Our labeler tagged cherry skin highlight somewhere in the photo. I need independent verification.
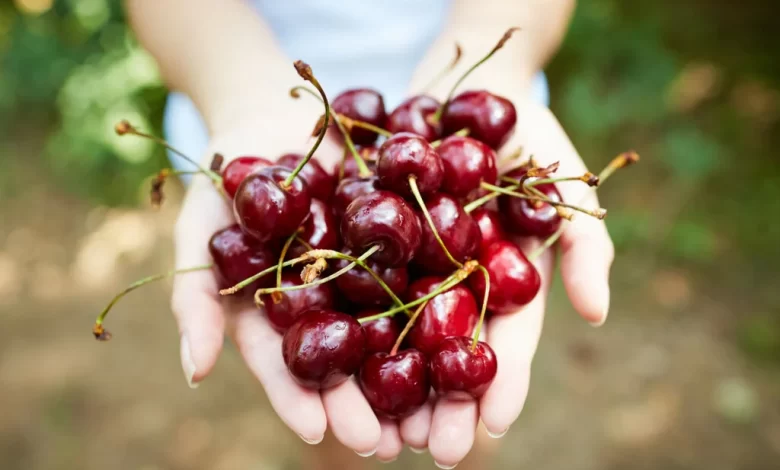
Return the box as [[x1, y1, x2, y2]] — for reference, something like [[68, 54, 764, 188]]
[[221, 156, 272, 198], [357, 309, 402, 354], [332, 176, 380, 219], [208, 225, 276, 288], [282, 309, 366, 390], [441, 90, 517, 150], [277, 153, 336, 202], [429, 336, 497, 399], [233, 166, 311, 243], [341, 190, 422, 267], [386, 95, 442, 142], [437, 136, 498, 197], [469, 240, 541, 315], [500, 166, 563, 238], [471, 208, 507, 254], [377, 132, 444, 199], [332, 88, 387, 145], [260, 271, 336, 333], [334, 248, 409, 307], [289, 198, 339, 258], [359, 349, 430, 419], [415, 193, 482, 274]]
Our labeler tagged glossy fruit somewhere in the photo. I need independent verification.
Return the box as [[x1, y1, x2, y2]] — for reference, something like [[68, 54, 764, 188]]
[[208, 225, 276, 288], [282, 309, 366, 389], [289, 199, 339, 258], [222, 156, 272, 198], [332, 176, 380, 219], [469, 240, 540, 315], [261, 272, 336, 332], [386, 95, 442, 142], [341, 190, 422, 267], [335, 248, 408, 307], [332, 88, 387, 145], [377, 132, 444, 199], [429, 336, 497, 399], [437, 136, 497, 197], [406, 277, 479, 355], [441, 90, 517, 150], [359, 349, 430, 418], [233, 166, 311, 242], [277, 153, 336, 202], [340, 147, 378, 180], [499, 167, 563, 238], [357, 309, 402, 354], [415, 193, 481, 274], [471, 208, 506, 253]]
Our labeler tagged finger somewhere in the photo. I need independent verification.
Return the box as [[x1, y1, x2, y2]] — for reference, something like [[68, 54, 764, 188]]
[[228, 304, 327, 443], [399, 397, 434, 452], [479, 243, 554, 437], [428, 398, 479, 469], [375, 419, 404, 463], [322, 378, 381, 456], [171, 177, 233, 386]]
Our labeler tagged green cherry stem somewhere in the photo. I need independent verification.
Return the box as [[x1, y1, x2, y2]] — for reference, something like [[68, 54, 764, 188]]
[[92, 264, 213, 341], [274, 229, 300, 303], [480, 182, 607, 219], [340, 115, 392, 137], [471, 265, 490, 351], [220, 257, 308, 295], [420, 42, 463, 94], [390, 300, 429, 356], [408, 175, 464, 269]]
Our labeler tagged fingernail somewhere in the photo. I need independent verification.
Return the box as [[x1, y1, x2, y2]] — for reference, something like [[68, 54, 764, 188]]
[[378, 456, 397, 463], [298, 434, 324, 445], [410, 446, 428, 454], [180, 335, 199, 389], [355, 448, 377, 457], [435, 462, 458, 469], [487, 427, 509, 438], [590, 300, 610, 327]]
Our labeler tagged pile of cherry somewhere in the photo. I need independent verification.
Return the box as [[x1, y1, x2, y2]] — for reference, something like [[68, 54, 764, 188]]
[[95, 30, 637, 422]]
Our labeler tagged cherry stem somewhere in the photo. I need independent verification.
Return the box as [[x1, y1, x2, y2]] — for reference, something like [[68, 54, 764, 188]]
[[338, 147, 349, 180], [220, 257, 308, 295], [430, 128, 469, 148], [284, 61, 330, 188], [274, 229, 300, 303], [294, 235, 314, 252], [339, 115, 392, 137], [408, 175, 464, 269], [420, 42, 463, 93], [432, 27, 520, 122], [479, 182, 607, 219], [390, 300, 429, 356], [92, 264, 213, 341], [471, 265, 490, 351]]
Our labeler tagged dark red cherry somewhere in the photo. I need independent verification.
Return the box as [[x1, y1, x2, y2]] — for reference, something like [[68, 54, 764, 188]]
[[289, 199, 338, 258], [277, 153, 336, 202], [340, 148, 378, 180], [469, 240, 540, 315], [261, 271, 336, 332], [208, 225, 275, 288], [282, 309, 366, 390], [357, 309, 402, 354], [222, 156, 272, 198], [386, 95, 442, 142], [437, 136, 497, 197], [341, 190, 422, 267], [406, 277, 479, 356], [377, 132, 444, 199], [233, 166, 311, 243], [359, 349, 430, 418], [332, 88, 387, 145], [499, 167, 563, 238], [471, 208, 506, 253], [429, 336, 497, 399], [332, 176, 380, 219], [415, 193, 481, 274], [335, 248, 408, 307], [441, 90, 517, 150]]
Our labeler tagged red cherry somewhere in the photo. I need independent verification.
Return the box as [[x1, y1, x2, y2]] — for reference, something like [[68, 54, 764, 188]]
[[261, 272, 336, 333], [221, 156, 272, 198], [499, 167, 563, 238], [442, 90, 517, 150], [282, 309, 366, 390], [341, 190, 422, 267], [377, 132, 444, 199], [277, 153, 336, 202], [406, 277, 479, 356], [340, 147, 377, 180], [208, 225, 275, 288], [357, 309, 402, 354], [332, 176, 380, 219], [429, 336, 497, 399], [359, 349, 430, 418], [386, 95, 442, 142], [288, 199, 339, 258], [469, 240, 540, 315], [332, 88, 387, 145], [233, 166, 311, 243], [335, 248, 408, 307], [437, 136, 497, 197], [415, 193, 481, 274], [471, 208, 507, 253]]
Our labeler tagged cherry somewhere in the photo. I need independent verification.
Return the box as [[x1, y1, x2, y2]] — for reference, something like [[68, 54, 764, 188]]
[[233, 166, 311, 243], [429, 336, 497, 399], [437, 136, 497, 197], [499, 167, 563, 238], [282, 309, 366, 390], [471, 208, 506, 253], [386, 95, 442, 142], [415, 193, 481, 274], [208, 225, 276, 288], [340, 147, 378, 180], [359, 349, 430, 418], [334, 248, 408, 307], [441, 90, 517, 150], [332, 176, 380, 219], [341, 190, 422, 267], [376, 132, 444, 199], [469, 240, 540, 315], [288, 198, 339, 258], [405, 277, 479, 355], [260, 271, 336, 332], [222, 156, 272, 198], [357, 309, 402, 354], [277, 153, 335, 202], [332, 88, 387, 145]]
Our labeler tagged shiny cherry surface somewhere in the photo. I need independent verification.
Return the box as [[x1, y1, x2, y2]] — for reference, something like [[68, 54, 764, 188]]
[[357, 309, 402, 354], [441, 90, 517, 150], [208, 224, 276, 288], [335, 249, 409, 307], [429, 336, 497, 399], [277, 153, 335, 202], [437, 136, 497, 197], [471, 208, 507, 253], [261, 271, 336, 332], [386, 95, 442, 142], [332, 88, 387, 145], [469, 240, 541, 315], [377, 132, 444, 199], [359, 349, 430, 418], [500, 166, 563, 237], [332, 176, 380, 219], [289, 198, 339, 258], [222, 156, 272, 198], [415, 193, 481, 274]]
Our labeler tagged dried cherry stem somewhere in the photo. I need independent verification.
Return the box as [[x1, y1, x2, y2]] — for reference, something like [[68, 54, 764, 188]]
[[390, 300, 429, 356], [284, 61, 330, 189], [92, 264, 213, 341], [431, 27, 520, 123], [479, 182, 607, 219], [274, 229, 301, 303], [408, 175, 463, 269], [471, 265, 491, 351], [430, 128, 469, 147], [420, 42, 463, 94], [339, 115, 392, 138]]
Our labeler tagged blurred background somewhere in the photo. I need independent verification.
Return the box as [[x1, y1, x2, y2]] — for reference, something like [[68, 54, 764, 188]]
[[1, 0, 779, 469]]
